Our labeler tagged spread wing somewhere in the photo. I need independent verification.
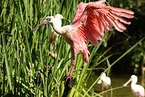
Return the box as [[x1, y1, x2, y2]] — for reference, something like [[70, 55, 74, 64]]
[[72, 0, 134, 46]]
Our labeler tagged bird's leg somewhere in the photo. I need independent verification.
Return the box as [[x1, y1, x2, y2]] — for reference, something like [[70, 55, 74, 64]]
[[62, 62, 76, 97], [63, 59, 76, 87], [66, 57, 76, 79], [68, 59, 76, 77], [64, 48, 77, 83], [102, 84, 104, 97]]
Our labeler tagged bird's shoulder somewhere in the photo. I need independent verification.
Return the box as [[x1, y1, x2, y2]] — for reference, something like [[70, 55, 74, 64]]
[[61, 25, 75, 34]]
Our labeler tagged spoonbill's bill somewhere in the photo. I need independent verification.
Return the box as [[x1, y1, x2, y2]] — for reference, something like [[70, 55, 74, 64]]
[[31, 0, 134, 81], [97, 72, 111, 91], [123, 75, 144, 97]]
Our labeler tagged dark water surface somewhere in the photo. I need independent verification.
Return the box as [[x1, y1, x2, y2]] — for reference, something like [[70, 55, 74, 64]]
[[87, 73, 144, 97]]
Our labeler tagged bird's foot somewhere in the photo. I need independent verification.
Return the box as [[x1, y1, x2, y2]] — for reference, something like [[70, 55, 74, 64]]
[[63, 75, 75, 88], [62, 76, 75, 97]]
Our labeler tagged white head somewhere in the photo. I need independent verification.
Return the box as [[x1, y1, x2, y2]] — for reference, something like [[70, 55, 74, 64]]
[[123, 75, 138, 86], [55, 14, 65, 19], [55, 14, 70, 22], [43, 16, 54, 24], [131, 75, 138, 84], [30, 14, 70, 32], [30, 16, 54, 32], [100, 72, 106, 79]]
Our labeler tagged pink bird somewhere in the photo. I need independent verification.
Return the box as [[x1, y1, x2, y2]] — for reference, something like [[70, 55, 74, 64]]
[[31, 0, 134, 81]]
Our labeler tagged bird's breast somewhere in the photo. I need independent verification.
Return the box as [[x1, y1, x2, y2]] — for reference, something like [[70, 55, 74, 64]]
[[61, 26, 74, 45]]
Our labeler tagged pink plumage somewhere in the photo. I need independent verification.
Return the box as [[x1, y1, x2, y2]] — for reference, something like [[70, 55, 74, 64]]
[[72, 0, 134, 47], [63, 0, 134, 79], [31, 0, 134, 82]]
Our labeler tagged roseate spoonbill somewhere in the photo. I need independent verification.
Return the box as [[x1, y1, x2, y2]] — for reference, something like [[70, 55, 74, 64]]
[[97, 72, 111, 91], [31, 0, 134, 81], [123, 75, 144, 97]]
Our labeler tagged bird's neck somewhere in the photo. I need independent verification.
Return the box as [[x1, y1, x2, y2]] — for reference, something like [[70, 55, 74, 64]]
[[131, 80, 137, 86], [51, 18, 62, 35]]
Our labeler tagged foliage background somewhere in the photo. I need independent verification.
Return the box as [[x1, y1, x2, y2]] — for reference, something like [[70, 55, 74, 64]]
[[107, 0, 145, 75], [0, 0, 145, 96]]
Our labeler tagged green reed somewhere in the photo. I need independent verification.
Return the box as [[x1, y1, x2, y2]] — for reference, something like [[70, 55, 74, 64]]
[[0, 0, 143, 97]]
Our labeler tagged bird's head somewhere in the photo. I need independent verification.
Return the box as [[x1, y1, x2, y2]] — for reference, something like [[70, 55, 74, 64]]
[[123, 75, 138, 87], [130, 75, 138, 83], [30, 16, 54, 32], [55, 14, 65, 19], [55, 14, 70, 22], [101, 72, 106, 78], [30, 14, 70, 32], [43, 16, 54, 24]]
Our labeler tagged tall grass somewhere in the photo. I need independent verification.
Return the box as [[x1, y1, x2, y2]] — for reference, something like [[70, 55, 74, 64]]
[[0, 0, 144, 96]]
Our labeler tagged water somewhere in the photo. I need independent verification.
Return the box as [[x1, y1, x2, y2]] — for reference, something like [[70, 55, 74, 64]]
[[87, 73, 144, 97]]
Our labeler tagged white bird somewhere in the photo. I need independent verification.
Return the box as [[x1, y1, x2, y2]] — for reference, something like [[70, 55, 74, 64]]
[[123, 75, 144, 97], [97, 72, 111, 91]]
